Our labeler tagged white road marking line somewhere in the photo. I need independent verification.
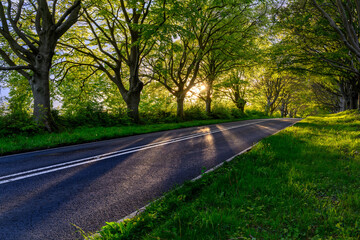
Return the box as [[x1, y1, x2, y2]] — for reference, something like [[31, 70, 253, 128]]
[[0, 119, 273, 185], [114, 119, 301, 225], [0, 129, 220, 181]]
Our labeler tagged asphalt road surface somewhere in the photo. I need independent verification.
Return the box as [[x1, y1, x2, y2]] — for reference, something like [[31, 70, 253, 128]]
[[0, 118, 301, 240]]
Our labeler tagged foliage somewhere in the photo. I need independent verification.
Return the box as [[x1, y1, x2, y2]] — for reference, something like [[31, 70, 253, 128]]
[[275, 0, 360, 111], [0, 0, 81, 131], [0, 110, 42, 137], [0, 0, 330, 135], [86, 110, 360, 240]]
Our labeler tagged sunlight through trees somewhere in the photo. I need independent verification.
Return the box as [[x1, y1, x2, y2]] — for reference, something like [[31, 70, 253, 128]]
[[1, 0, 359, 133]]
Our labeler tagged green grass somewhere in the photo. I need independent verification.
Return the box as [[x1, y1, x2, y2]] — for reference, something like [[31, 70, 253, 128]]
[[85, 110, 360, 240], [0, 117, 267, 156]]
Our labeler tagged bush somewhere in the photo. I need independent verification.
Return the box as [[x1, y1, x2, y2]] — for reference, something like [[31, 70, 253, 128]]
[[230, 107, 246, 118], [59, 103, 131, 128], [244, 109, 267, 119], [0, 101, 268, 137], [210, 104, 233, 119], [0, 110, 42, 137], [184, 105, 209, 121], [140, 109, 177, 124]]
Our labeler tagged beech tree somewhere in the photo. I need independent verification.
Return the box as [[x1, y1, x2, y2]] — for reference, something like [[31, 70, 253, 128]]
[[311, 0, 360, 109], [311, 79, 341, 112], [277, 0, 360, 110], [61, 0, 167, 123], [147, 0, 256, 119], [253, 71, 288, 115], [215, 70, 249, 113], [199, 51, 230, 115], [312, 0, 360, 60], [0, 0, 81, 131], [197, 4, 264, 115]]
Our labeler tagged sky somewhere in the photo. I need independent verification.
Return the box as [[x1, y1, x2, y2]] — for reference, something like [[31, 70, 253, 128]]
[[0, 86, 63, 108], [0, 86, 9, 101]]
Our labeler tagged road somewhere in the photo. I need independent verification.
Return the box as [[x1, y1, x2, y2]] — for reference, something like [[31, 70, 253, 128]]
[[0, 118, 301, 240]]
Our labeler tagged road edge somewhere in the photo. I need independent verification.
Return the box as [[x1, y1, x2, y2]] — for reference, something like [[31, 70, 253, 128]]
[[87, 118, 301, 239]]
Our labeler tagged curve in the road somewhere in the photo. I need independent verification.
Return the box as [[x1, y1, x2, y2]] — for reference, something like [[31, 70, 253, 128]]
[[0, 118, 301, 240]]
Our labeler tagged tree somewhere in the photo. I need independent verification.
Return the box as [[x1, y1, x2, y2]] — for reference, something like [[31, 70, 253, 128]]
[[277, 75, 306, 117], [215, 70, 249, 113], [253, 71, 288, 115], [311, 79, 341, 112], [197, 2, 265, 115], [148, 0, 254, 119], [312, 0, 360, 59], [61, 0, 167, 123], [276, 0, 360, 110], [0, 0, 81, 131], [311, 0, 360, 109], [199, 50, 230, 115]]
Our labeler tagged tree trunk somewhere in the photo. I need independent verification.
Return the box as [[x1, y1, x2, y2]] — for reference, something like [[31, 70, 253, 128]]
[[239, 104, 245, 113], [126, 38, 144, 123], [235, 100, 246, 113], [30, 51, 57, 132], [176, 94, 185, 120], [125, 72, 143, 123], [265, 104, 270, 116], [345, 96, 349, 110], [205, 81, 213, 115], [126, 89, 142, 123], [350, 92, 354, 109], [269, 106, 276, 116], [205, 96, 212, 115]]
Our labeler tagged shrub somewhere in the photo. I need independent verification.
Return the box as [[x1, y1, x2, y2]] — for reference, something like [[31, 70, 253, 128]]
[[60, 103, 131, 128], [0, 110, 42, 137], [210, 104, 233, 119], [184, 105, 209, 121], [245, 109, 267, 119], [140, 109, 177, 124], [230, 107, 246, 118]]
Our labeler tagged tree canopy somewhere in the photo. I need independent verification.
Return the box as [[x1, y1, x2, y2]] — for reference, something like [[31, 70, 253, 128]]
[[1, 0, 359, 134]]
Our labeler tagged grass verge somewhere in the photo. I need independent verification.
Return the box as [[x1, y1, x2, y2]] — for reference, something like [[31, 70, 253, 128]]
[[85, 110, 360, 239], [0, 117, 266, 156]]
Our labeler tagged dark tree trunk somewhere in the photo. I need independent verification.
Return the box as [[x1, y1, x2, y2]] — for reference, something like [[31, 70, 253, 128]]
[[30, 46, 57, 132], [280, 108, 285, 118], [289, 110, 294, 118], [204, 80, 213, 115], [126, 32, 143, 123], [30, 69, 57, 132], [239, 104, 245, 113], [125, 87, 142, 123], [265, 104, 270, 116], [176, 94, 185, 120], [280, 101, 288, 118], [113, 71, 143, 123], [269, 106, 276, 116], [350, 94, 354, 109], [205, 97, 212, 115], [234, 98, 246, 113], [339, 80, 359, 110], [236, 102, 245, 113]]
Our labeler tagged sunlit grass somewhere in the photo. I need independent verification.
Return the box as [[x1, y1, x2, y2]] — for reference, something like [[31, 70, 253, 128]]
[[86, 110, 360, 240]]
